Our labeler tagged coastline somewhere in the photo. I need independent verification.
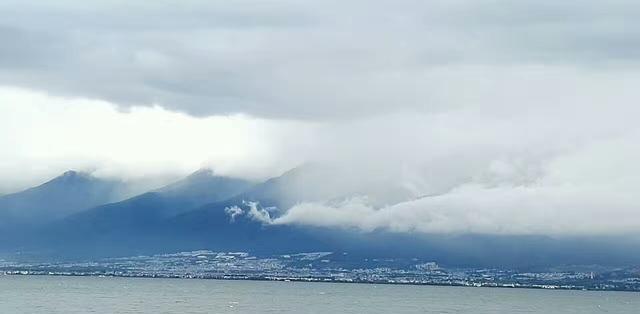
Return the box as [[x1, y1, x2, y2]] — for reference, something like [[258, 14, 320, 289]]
[[3, 271, 639, 293]]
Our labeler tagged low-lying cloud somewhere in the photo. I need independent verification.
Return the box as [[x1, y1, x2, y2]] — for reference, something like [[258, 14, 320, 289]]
[[225, 120, 640, 236], [273, 181, 639, 236], [3, 1, 640, 236]]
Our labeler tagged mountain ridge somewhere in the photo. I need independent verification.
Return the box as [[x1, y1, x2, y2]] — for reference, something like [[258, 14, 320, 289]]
[[0, 170, 128, 229], [6, 166, 640, 268]]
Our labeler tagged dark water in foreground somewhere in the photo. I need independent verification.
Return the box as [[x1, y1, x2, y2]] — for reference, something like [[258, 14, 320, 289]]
[[1, 276, 638, 313]]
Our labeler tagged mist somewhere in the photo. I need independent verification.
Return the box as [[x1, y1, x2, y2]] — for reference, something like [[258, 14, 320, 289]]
[[2, 0, 640, 237]]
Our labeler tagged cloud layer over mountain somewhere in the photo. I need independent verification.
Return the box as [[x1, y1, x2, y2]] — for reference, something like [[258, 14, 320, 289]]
[[2, 1, 640, 236]]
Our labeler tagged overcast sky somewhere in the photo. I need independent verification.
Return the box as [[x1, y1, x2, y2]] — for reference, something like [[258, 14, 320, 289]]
[[2, 1, 640, 235]]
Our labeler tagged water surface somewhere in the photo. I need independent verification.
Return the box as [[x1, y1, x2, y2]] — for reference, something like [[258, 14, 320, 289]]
[[1, 276, 638, 313]]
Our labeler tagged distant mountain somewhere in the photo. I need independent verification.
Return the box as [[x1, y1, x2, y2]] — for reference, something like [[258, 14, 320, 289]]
[[10, 166, 640, 269], [155, 169, 254, 205], [49, 163, 403, 244], [157, 163, 418, 241], [0, 171, 128, 230], [20, 165, 386, 257], [35, 169, 253, 250], [8, 165, 500, 261], [213, 163, 416, 211]]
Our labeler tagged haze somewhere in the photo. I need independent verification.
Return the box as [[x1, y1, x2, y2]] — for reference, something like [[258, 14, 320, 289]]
[[2, 0, 639, 236]]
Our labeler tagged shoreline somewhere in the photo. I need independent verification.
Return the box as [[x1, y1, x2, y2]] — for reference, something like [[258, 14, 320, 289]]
[[3, 272, 639, 293]]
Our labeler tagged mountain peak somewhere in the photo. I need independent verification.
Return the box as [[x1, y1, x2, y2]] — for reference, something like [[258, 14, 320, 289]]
[[186, 168, 215, 179], [53, 170, 94, 184], [155, 169, 253, 202], [61, 170, 81, 177], [0, 169, 125, 228]]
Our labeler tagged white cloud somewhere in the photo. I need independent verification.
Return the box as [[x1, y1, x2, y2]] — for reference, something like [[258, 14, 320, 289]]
[[0, 87, 309, 193], [224, 205, 244, 222], [273, 181, 639, 236], [225, 201, 273, 224], [2, 1, 640, 236], [269, 129, 640, 235], [4, 82, 640, 236]]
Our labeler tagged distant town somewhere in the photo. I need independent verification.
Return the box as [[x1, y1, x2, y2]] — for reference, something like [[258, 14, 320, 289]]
[[2, 251, 639, 292]]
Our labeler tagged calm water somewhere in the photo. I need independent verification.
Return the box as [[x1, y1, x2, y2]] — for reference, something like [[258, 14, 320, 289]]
[[1, 276, 639, 313]]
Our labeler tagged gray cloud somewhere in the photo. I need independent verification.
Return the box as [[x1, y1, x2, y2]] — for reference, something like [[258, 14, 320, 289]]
[[225, 107, 640, 236], [2, 1, 640, 119], [273, 144, 640, 236], [3, 1, 640, 236]]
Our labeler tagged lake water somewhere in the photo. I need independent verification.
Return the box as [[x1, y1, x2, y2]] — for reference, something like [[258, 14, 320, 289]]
[[1, 276, 638, 313]]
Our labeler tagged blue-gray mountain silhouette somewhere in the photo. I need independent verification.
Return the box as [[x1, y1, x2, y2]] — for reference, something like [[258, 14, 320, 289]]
[[0, 171, 127, 230], [6, 166, 640, 268], [45, 169, 252, 237]]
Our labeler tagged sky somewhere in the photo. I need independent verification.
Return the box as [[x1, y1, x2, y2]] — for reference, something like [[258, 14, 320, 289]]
[[2, 0, 640, 236]]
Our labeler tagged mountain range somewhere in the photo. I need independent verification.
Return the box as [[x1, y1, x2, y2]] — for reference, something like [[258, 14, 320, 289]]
[[0, 171, 130, 230], [2, 166, 640, 268]]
